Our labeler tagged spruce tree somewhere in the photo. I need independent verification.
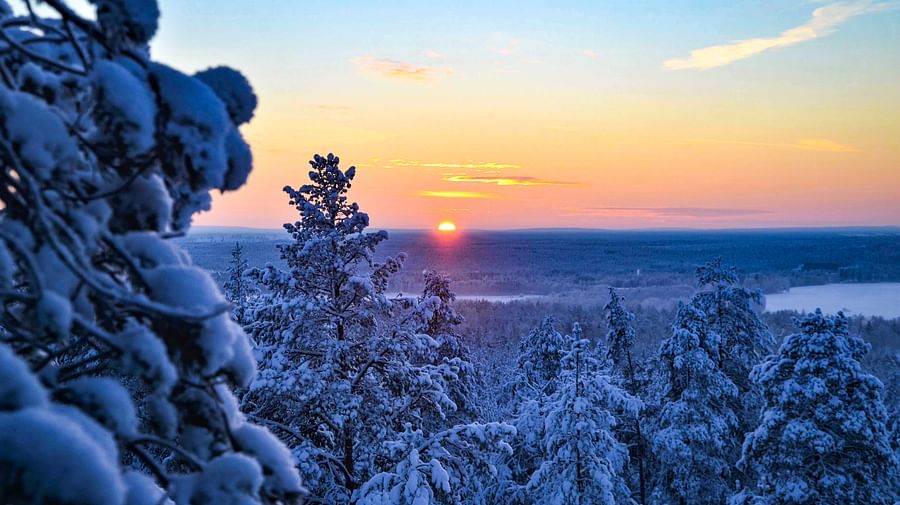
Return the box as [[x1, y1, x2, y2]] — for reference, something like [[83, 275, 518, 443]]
[[527, 325, 638, 505], [692, 258, 774, 435]]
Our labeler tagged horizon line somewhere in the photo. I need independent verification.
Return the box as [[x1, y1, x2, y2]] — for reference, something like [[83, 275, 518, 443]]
[[189, 224, 900, 234]]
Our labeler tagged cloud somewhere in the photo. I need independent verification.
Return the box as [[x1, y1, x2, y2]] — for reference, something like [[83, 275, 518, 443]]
[[385, 160, 521, 169], [424, 50, 447, 60], [684, 137, 858, 152], [580, 49, 599, 59], [664, 1, 896, 70], [417, 191, 498, 199], [568, 207, 771, 218], [353, 56, 453, 81], [444, 175, 579, 186]]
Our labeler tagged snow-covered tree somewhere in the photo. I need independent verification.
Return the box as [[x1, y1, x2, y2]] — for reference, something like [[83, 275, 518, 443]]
[[243, 153, 493, 503], [732, 310, 898, 505], [224, 241, 251, 325], [527, 326, 638, 505], [692, 258, 774, 434], [648, 303, 739, 505], [605, 288, 648, 504], [514, 316, 568, 397], [499, 317, 571, 499], [0, 1, 300, 504], [356, 422, 515, 505], [417, 269, 479, 428]]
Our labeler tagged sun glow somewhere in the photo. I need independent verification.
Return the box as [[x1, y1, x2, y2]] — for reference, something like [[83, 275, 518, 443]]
[[437, 221, 457, 232]]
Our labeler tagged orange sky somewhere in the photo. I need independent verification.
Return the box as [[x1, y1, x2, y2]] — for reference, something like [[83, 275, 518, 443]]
[[151, 0, 900, 230]]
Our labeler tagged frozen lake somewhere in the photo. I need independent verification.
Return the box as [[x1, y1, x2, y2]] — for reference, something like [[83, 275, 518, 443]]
[[764, 283, 900, 319]]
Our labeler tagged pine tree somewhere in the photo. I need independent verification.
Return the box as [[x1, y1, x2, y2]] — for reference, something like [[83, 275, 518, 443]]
[[501, 317, 572, 499], [243, 154, 494, 503], [527, 326, 638, 505], [0, 2, 301, 504], [732, 310, 898, 505], [692, 258, 774, 435], [515, 316, 569, 396], [224, 242, 251, 325], [648, 303, 740, 505], [418, 270, 479, 427], [605, 288, 648, 504]]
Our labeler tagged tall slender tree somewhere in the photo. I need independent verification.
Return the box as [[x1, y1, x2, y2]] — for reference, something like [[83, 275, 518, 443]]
[[692, 258, 774, 435], [224, 242, 251, 325], [605, 288, 648, 503]]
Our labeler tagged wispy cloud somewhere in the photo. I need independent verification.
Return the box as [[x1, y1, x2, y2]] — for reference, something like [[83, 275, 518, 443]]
[[664, 1, 896, 70], [684, 137, 858, 152], [417, 191, 498, 199], [353, 56, 453, 81], [444, 175, 579, 186], [563, 207, 771, 218], [424, 50, 447, 60], [579, 49, 599, 59], [385, 160, 521, 170]]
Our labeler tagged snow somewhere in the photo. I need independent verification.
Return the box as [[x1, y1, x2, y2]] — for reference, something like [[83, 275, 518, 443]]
[[56, 377, 139, 436], [91, 60, 156, 156], [91, 0, 160, 43], [0, 87, 84, 181], [0, 407, 125, 505], [232, 423, 304, 498], [194, 66, 258, 126], [174, 453, 263, 505], [35, 290, 73, 337], [124, 471, 174, 505], [0, 344, 47, 410]]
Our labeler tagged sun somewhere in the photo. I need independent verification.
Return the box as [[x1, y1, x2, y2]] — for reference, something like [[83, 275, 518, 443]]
[[437, 221, 457, 232]]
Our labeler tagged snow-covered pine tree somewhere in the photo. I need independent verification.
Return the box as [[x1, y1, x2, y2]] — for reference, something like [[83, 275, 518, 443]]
[[356, 422, 516, 505], [243, 153, 493, 504], [648, 303, 740, 505], [732, 310, 898, 505], [500, 317, 572, 500], [224, 241, 251, 325], [692, 258, 774, 436], [417, 269, 479, 428], [515, 316, 569, 396], [605, 288, 648, 504], [527, 325, 638, 505], [0, 1, 301, 504]]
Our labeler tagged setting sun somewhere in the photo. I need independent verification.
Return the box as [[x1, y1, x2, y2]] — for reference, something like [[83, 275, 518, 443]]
[[437, 221, 457, 232]]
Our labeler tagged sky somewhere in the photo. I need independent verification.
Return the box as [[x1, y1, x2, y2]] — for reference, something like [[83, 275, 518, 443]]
[[147, 0, 900, 230]]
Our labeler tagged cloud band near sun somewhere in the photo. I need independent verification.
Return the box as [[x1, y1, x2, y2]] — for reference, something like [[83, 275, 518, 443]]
[[664, 1, 896, 70], [443, 175, 578, 186], [353, 56, 452, 81], [417, 191, 497, 199]]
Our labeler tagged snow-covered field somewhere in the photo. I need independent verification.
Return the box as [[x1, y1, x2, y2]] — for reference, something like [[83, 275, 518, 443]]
[[764, 283, 900, 319]]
